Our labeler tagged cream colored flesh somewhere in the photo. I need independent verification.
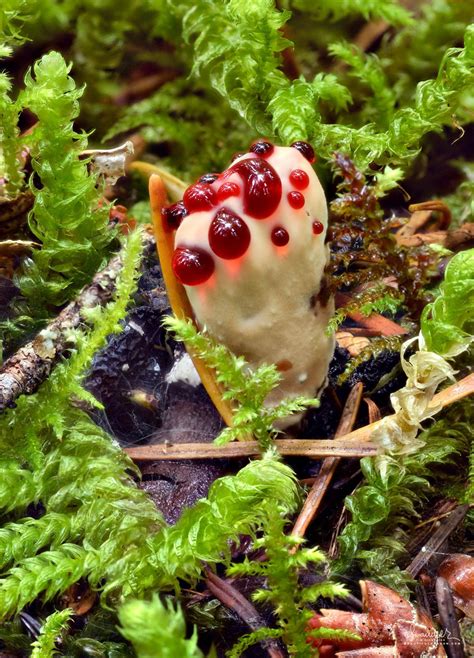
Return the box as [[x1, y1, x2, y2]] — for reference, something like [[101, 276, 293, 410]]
[[174, 145, 334, 426]]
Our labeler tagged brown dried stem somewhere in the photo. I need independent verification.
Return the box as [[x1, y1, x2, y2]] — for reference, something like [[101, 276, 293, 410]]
[[406, 505, 469, 578], [126, 372, 474, 463], [205, 570, 285, 658], [435, 577, 464, 658], [125, 437, 378, 462], [291, 383, 364, 539]]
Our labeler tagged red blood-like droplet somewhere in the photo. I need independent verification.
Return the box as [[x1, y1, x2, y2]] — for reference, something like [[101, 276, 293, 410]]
[[228, 158, 282, 219], [172, 246, 215, 286], [250, 141, 274, 158], [271, 226, 289, 247], [183, 183, 216, 213], [217, 181, 240, 202], [231, 152, 245, 162], [289, 169, 309, 190], [312, 220, 324, 235], [288, 191, 305, 209], [161, 201, 188, 233], [291, 141, 316, 163], [209, 208, 251, 259]]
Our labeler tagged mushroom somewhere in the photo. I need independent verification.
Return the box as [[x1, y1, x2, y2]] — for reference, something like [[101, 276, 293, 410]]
[[161, 141, 334, 426]]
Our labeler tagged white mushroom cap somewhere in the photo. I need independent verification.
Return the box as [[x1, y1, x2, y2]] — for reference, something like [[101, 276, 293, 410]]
[[172, 142, 334, 425]]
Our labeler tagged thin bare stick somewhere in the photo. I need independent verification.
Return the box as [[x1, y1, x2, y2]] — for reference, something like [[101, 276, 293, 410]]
[[406, 505, 469, 578], [126, 373, 474, 463], [313, 372, 474, 448], [205, 570, 285, 658], [125, 437, 378, 461], [291, 383, 364, 538], [436, 577, 464, 658]]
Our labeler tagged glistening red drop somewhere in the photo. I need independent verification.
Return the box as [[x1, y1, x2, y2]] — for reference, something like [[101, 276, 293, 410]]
[[161, 202, 187, 233], [271, 227, 289, 247], [172, 246, 215, 286], [228, 158, 282, 219], [199, 173, 219, 184], [209, 208, 251, 259], [183, 183, 216, 213], [217, 182, 240, 201], [250, 141, 274, 158], [312, 220, 324, 235], [288, 191, 305, 209], [291, 141, 315, 163], [289, 169, 309, 190]]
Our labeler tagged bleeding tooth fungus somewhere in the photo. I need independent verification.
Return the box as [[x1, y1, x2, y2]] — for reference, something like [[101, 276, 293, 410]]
[[164, 141, 334, 425]]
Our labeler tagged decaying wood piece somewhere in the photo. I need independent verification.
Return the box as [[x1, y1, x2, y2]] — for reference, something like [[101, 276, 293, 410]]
[[291, 383, 364, 539], [0, 231, 155, 411], [125, 437, 378, 461]]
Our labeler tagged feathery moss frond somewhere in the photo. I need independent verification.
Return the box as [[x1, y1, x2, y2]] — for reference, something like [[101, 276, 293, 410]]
[[421, 248, 474, 357], [287, 0, 413, 26], [226, 627, 283, 658], [0, 0, 31, 47], [0, 231, 165, 618], [119, 596, 203, 658], [18, 50, 114, 313], [147, 457, 300, 589], [378, 0, 474, 106], [328, 42, 396, 129], [161, 3, 473, 172], [182, 0, 291, 134], [0, 71, 22, 196], [31, 608, 73, 658], [227, 506, 350, 657]]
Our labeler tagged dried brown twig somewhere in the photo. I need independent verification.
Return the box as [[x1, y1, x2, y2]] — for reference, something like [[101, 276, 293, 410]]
[[291, 383, 364, 539], [125, 373, 474, 462], [205, 570, 285, 658], [406, 505, 469, 578], [124, 437, 378, 461]]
